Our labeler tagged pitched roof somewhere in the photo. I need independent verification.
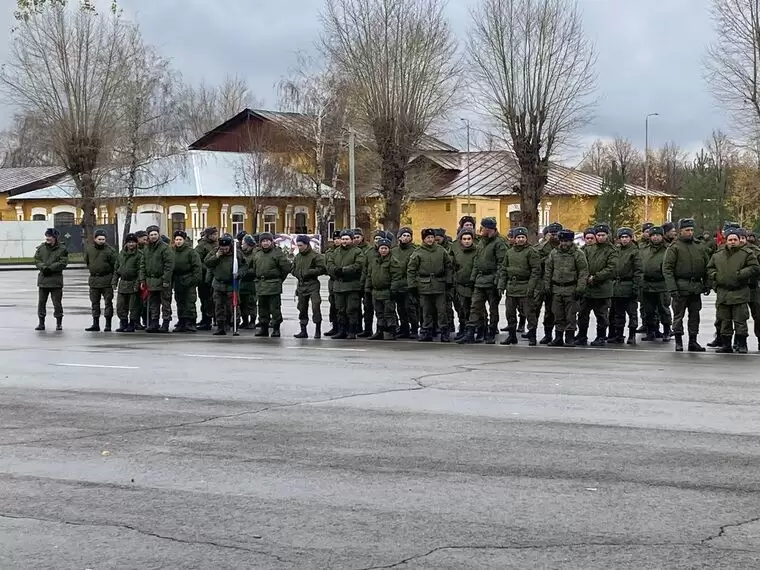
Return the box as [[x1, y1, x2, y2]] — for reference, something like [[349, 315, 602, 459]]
[[424, 151, 673, 199], [0, 166, 67, 195], [189, 108, 459, 153]]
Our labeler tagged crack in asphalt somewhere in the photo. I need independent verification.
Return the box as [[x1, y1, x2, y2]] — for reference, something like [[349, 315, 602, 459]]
[[701, 515, 760, 545], [0, 512, 290, 563]]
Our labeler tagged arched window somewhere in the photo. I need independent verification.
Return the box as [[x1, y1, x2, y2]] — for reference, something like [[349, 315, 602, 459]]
[[263, 206, 278, 234], [232, 213, 245, 236], [32, 214, 46, 221], [171, 212, 186, 233], [54, 212, 75, 226], [294, 212, 308, 234]]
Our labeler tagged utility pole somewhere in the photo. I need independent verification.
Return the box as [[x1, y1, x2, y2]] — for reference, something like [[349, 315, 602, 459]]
[[644, 112, 659, 221], [348, 127, 356, 228], [461, 118, 471, 208]]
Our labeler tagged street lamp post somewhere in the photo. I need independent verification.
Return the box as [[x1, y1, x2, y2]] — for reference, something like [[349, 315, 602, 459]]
[[460, 118, 471, 208], [644, 112, 659, 221]]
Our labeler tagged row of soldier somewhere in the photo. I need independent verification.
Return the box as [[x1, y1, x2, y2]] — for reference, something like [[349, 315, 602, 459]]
[[32, 215, 760, 353]]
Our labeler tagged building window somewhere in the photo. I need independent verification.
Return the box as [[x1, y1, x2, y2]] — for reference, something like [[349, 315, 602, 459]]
[[54, 212, 75, 226], [327, 220, 335, 238], [461, 203, 476, 214], [171, 212, 186, 234], [445, 203, 451, 212], [295, 212, 308, 234], [32, 214, 46, 221], [264, 214, 276, 234], [232, 213, 245, 236]]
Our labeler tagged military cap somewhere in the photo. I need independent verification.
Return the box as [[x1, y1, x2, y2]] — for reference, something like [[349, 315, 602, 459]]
[[480, 217, 497, 230], [134, 230, 147, 238], [218, 235, 233, 247], [236, 231, 247, 241], [295, 234, 310, 245], [44, 227, 59, 238], [243, 234, 256, 246], [173, 230, 187, 240], [421, 228, 436, 239], [352, 228, 364, 236], [546, 222, 563, 234], [558, 229, 575, 241], [376, 238, 392, 249], [617, 227, 634, 238], [662, 222, 675, 233], [332, 231, 342, 239], [94, 228, 107, 238], [373, 229, 386, 239], [513, 227, 528, 237], [398, 226, 412, 237], [459, 215, 476, 227], [340, 229, 354, 238], [434, 228, 446, 237], [649, 226, 665, 236], [583, 227, 596, 237], [678, 218, 695, 230], [124, 233, 138, 243], [641, 222, 655, 232], [725, 227, 744, 238], [146, 225, 160, 234], [458, 228, 475, 239], [594, 223, 611, 234], [160, 235, 170, 244], [203, 226, 218, 237], [258, 232, 274, 242]]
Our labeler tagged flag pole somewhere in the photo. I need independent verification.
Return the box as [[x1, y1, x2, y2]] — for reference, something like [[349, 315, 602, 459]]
[[232, 239, 239, 337]]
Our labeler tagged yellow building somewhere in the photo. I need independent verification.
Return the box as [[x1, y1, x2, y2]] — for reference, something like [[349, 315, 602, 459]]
[[0, 166, 67, 221]]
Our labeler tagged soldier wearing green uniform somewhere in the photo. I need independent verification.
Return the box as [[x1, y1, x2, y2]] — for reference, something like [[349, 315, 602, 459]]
[[292, 234, 326, 339], [133, 231, 148, 329], [608, 227, 643, 345], [577, 224, 618, 347], [252, 232, 292, 338], [435, 228, 456, 334], [34, 227, 69, 331], [707, 227, 759, 353], [544, 229, 589, 347], [204, 234, 247, 336], [640, 226, 672, 342], [636, 222, 655, 334], [745, 231, 760, 349], [390, 227, 419, 339], [328, 230, 366, 339], [536, 222, 563, 344], [139, 225, 175, 333], [366, 237, 397, 340], [171, 230, 202, 333], [324, 232, 342, 336], [239, 235, 258, 329], [352, 229, 374, 337], [497, 226, 540, 346], [83, 228, 117, 332], [195, 227, 218, 330], [451, 228, 477, 341], [159, 235, 174, 327], [663, 218, 710, 352], [112, 233, 141, 333], [407, 228, 453, 342]]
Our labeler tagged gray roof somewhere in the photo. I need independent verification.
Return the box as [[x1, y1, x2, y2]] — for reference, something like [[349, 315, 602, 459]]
[[0, 166, 67, 195], [426, 151, 673, 199]]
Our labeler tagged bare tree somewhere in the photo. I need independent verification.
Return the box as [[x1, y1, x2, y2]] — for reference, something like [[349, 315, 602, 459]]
[[14, 0, 117, 20], [321, 0, 461, 233], [0, 112, 57, 167], [1, 6, 137, 240], [607, 136, 642, 182], [468, 0, 596, 239], [579, 139, 607, 176]]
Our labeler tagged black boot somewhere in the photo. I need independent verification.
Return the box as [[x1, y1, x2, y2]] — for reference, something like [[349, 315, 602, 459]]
[[158, 319, 170, 333], [549, 329, 565, 347], [662, 324, 672, 342], [409, 326, 419, 340], [254, 325, 269, 337], [500, 325, 509, 332], [674, 334, 684, 352], [539, 328, 553, 345], [125, 320, 135, 333], [103, 318, 112, 332], [456, 326, 475, 344], [473, 326, 486, 344], [271, 324, 281, 338], [332, 325, 348, 340], [294, 324, 308, 339], [369, 327, 384, 340], [688, 334, 705, 352], [418, 328, 433, 342], [185, 320, 197, 333], [706, 333, 721, 348], [455, 323, 465, 340], [356, 328, 372, 338], [715, 335, 734, 353], [642, 325, 656, 341], [197, 318, 212, 331], [213, 326, 227, 336], [35, 317, 45, 331], [384, 330, 396, 340], [574, 328, 588, 346], [324, 324, 337, 336], [517, 315, 526, 335], [115, 319, 128, 333], [500, 328, 518, 345], [485, 326, 497, 345], [564, 331, 576, 346], [240, 315, 249, 329], [145, 320, 160, 333], [440, 328, 450, 343], [173, 318, 186, 333], [736, 334, 749, 354], [527, 329, 537, 346], [626, 328, 637, 345], [607, 328, 624, 344], [347, 325, 357, 340], [314, 323, 322, 339], [590, 327, 607, 347], [85, 318, 100, 332], [55, 317, 63, 331]]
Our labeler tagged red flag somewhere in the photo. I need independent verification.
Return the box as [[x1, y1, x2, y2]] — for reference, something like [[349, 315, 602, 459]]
[[715, 228, 724, 246], [139, 282, 150, 301]]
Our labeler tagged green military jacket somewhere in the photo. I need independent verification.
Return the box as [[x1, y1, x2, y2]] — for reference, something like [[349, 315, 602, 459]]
[[497, 244, 541, 298], [707, 245, 760, 305], [112, 248, 141, 294], [544, 245, 589, 297], [613, 243, 643, 298], [407, 242, 452, 295], [471, 233, 507, 289], [139, 240, 174, 291], [366, 253, 393, 300], [252, 246, 292, 296], [450, 244, 476, 298], [640, 242, 669, 293], [204, 249, 247, 293], [34, 241, 69, 289], [196, 237, 217, 285], [239, 248, 257, 294], [357, 242, 373, 286], [535, 239, 557, 295], [292, 246, 326, 295], [327, 244, 365, 293], [583, 242, 618, 299], [390, 242, 417, 292], [663, 237, 710, 295], [84, 243, 117, 289], [172, 243, 202, 288]]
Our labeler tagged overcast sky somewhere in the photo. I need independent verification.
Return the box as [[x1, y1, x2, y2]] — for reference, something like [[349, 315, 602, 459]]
[[0, 0, 727, 161]]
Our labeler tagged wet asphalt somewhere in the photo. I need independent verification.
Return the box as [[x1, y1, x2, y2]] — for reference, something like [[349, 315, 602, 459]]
[[0, 270, 759, 569]]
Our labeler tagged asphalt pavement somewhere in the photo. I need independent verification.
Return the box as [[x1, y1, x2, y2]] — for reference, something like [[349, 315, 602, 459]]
[[1, 270, 759, 569]]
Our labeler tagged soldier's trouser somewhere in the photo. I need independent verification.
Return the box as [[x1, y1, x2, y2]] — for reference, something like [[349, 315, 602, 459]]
[[38, 287, 63, 319], [717, 302, 749, 336], [258, 294, 283, 326], [116, 292, 139, 321], [642, 292, 672, 329], [328, 285, 337, 325], [213, 290, 233, 328], [335, 291, 361, 329], [161, 288, 172, 321], [420, 293, 447, 332], [578, 297, 611, 333], [672, 293, 702, 335], [174, 285, 197, 323], [147, 290, 163, 323], [198, 281, 214, 322], [455, 293, 472, 329], [506, 296, 537, 330], [551, 294, 578, 331], [750, 289, 760, 338], [610, 297, 638, 331], [89, 286, 114, 319], [394, 291, 419, 332], [468, 287, 500, 329], [373, 297, 398, 330], [297, 291, 322, 325], [445, 287, 456, 329], [134, 293, 144, 324], [361, 291, 373, 331], [240, 291, 257, 322], [541, 295, 555, 329]]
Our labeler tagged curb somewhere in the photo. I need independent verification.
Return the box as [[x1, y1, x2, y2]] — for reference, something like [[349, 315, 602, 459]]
[[0, 264, 86, 272]]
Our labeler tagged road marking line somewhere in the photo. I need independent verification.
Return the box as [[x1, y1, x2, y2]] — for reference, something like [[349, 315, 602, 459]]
[[183, 354, 264, 360], [288, 346, 367, 352], [55, 363, 139, 369]]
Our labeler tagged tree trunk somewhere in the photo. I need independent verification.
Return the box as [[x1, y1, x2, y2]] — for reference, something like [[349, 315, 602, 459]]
[[516, 156, 548, 243], [76, 173, 98, 244], [122, 158, 138, 243], [380, 159, 405, 235]]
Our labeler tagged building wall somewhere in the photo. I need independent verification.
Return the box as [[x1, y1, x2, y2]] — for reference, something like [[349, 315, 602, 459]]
[[405, 199, 455, 238], [0, 194, 14, 222]]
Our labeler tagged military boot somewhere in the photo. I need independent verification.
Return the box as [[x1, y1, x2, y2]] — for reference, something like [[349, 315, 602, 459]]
[[500, 325, 509, 332], [674, 334, 684, 352], [184, 320, 197, 333], [590, 328, 607, 347], [384, 329, 396, 340], [270, 324, 281, 338], [440, 328, 451, 343], [706, 330, 721, 348], [85, 318, 100, 332], [213, 325, 227, 336], [485, 325, 498, 345], [736, 335, 749, 354], [134, 319, 146, 331], [574, 328, 588, 346], [474, 326, 486, 344], [607, 327, 624, 344], [332, 325, 348, 340], [549, 330, 565, 347], [55, 317, 63, 331], [527, 329, 537, 346], [197, 318, 212, 331], [369, 327, 384, 340], [715, 335, 734, 353], [662, 324, 672, 342], [539, 328, 553, 345], [688, 334, 705, 352], [125, 321, 136, 333], [103, 318, 112, 332], [159, 319, 170, 333], [240, 315, 249, 329], [409, 326, 419, 340], [314, 323, 322, 339], [564, 331, 576, 346], [324, 323, 337, 336], [294, 324, 309, 339], [35, 317, 45, 331], [115, 319, 128, 333], [517, 316, 526, 335], [418, 328, 433, 342], [456, 326, 475, 344], [145, 320, 160, 333], [455, 323, 465, 340], [500, 328, 518, 345], [356, 327, 372, 338], [642, 326, 656, 341], [347, 325, 357, 340], [254, 325, 269, 337], [173, 318, 186, 333], [626, 328, 637, 345]]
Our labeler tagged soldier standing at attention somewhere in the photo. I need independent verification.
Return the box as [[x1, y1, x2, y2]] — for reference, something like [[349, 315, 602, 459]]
[[407, 228, 453, 342], [608, 227, 643, 345], [323, 231, 342, 336], [34, 227, 69, 331], [640, 226, 672, 342], [636, 222, 655, 333], [744, 230, 760, 350], [366, 237, 397, 340], [139, 225, 174, 333], [663, 218, 710, 352], [544, 229, 589, 347], [195, 227, 218, 330], [451, 228, 477, 341], [498, 227, 541, 346], [352, 228, 374, 337], [133, 230, 148, 329], [536, 222, 563, 344], [467, 217, 507, 344], [113, 233, 141, 333], [239, 235, 258, 330], [328, 230, 366, 339], [390, 227, 419, 339], [159, 235, 174, 330], [204, 234, 246, 336], [292, 234, 326, 339], [170, 230, 202, 333], [84, 228, 117, 332], [252, 232, 292, 338], [576, 224, 618, 347]]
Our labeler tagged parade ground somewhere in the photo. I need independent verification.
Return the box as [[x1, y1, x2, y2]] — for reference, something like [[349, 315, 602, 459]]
[[1, 270, 760, 569]]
